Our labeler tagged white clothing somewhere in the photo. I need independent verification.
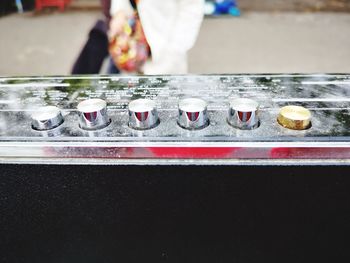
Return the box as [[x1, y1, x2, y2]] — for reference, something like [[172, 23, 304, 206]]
[[110, 0, 204, 74]]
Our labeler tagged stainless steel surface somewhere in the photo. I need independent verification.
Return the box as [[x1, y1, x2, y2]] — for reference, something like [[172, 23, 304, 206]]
[[178, 98, 209, 130], [0, 74, 349, 164], [128, 99, 159, 130], [31, 105, 64, 131], [227, 98, 260, 130], [77, 98, 110, 130]]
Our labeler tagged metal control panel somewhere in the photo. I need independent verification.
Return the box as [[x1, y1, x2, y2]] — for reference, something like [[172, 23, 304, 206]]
[[0, 74, 349, 165]]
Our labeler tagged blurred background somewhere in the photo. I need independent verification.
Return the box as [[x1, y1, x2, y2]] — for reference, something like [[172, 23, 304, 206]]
[[0, 0, 350, 75]]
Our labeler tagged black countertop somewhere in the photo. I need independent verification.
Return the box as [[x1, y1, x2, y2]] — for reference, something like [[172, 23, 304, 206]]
[[1, 164, 349, 262]]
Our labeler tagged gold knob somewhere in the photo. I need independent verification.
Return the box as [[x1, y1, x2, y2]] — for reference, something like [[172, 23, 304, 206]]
[[277, 105, 311, 130]]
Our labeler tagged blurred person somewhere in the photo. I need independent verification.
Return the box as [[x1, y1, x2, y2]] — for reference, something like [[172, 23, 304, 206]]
[[72, 0, 120, 74], [109, 0, 204, 74]]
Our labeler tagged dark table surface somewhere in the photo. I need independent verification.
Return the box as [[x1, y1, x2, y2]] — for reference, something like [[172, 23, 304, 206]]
[[1, 164, 349, 262]]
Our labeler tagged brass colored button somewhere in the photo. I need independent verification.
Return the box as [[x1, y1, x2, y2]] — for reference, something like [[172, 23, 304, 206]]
[[277, 105, 311, 130]]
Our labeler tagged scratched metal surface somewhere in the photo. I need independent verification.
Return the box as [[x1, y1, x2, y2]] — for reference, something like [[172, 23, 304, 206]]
[[0, 74, 349, 142], [0, 74, 349, 163]]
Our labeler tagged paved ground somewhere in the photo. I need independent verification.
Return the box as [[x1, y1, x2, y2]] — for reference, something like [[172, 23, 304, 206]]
[[189, 12, 350, 73], [0, 10, 101, 76], [0, 10, 349, 76], [238, 0, 350, 12]]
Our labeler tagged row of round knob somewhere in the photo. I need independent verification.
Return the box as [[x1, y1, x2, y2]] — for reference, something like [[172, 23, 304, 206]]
[[31, 98, 311, 131]]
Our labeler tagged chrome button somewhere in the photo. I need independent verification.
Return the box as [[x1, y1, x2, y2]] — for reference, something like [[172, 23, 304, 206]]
[[77, 98, 110, 130], [128, 99, 159, 130], [178, 98, 209, 130], [31, 106, 64, 131]]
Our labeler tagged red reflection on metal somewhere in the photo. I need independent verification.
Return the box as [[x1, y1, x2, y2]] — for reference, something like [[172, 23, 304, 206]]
[[147, 147, 239, 158], [42, 146, 350, 160], [84, 112, 97, 122], [269, 147, 350, 159], [238, 111, 252, 122], [135, 112, 148, 122], [186, 112, 200, 122]]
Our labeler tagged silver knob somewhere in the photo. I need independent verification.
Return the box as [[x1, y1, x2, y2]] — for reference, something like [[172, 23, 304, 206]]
[[128, 99, 159, 130], [178, 98, 209, 130], [77, 98, 110, 130], [31, 106, 64, 131], [227, 98, 260, 130]]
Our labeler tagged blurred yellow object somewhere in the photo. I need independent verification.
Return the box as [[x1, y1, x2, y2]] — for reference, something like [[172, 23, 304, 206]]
[[124, 24, 132, 36], [118, 54, 129, 64]]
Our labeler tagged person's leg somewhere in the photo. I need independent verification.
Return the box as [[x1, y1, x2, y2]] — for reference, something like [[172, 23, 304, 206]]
[[71, 20, 110, 74], [108, 57, 120, 74]]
